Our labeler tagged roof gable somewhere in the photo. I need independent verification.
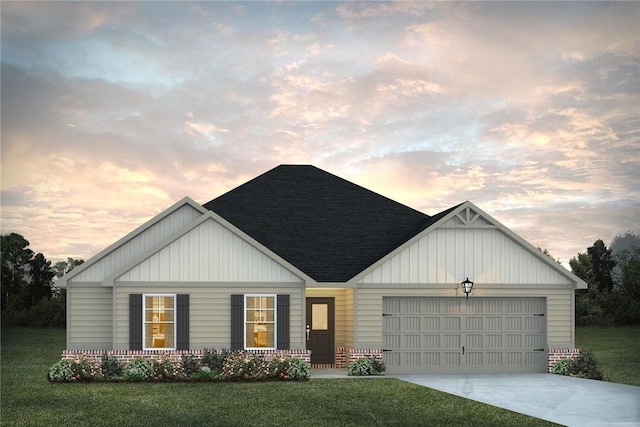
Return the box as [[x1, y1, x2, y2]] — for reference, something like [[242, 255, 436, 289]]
[[203, 165, 431, 282], [58, 197, 206, 286], [106, 212, 306, 285], [355, 201, 587, 288]]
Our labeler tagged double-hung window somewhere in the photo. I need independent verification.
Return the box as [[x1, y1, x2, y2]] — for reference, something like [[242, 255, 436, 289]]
[[143, 294, 176, 350], [245, 295, 276, 349]]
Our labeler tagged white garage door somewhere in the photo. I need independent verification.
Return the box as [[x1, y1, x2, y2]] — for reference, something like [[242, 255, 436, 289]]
[[382, 297, 547, 374]]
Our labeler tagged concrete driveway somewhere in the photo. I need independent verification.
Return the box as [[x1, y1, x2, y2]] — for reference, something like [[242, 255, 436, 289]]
[[391, 373, 640, 427]]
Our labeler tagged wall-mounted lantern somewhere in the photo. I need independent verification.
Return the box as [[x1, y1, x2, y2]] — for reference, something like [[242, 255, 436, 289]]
[[461, 277, 474, 300]]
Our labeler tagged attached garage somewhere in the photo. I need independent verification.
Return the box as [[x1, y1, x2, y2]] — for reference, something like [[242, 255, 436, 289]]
[[382, 297, 547, 374]]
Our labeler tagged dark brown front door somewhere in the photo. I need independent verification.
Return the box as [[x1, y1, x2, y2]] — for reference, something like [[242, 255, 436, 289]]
[[306, 297, 335, 365]]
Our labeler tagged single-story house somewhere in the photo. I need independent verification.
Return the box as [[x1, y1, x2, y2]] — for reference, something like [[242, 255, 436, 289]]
[[57, 165, 587, 373]]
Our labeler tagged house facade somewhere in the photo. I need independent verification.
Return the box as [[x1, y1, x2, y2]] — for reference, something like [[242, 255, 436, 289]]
[[58, 165, 587, 374]]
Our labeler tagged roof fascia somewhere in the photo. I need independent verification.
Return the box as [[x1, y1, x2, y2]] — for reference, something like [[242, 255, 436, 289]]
[[349, 201, 587, 289], [102, 210, 314, 287], [57, 197, 207, 287]]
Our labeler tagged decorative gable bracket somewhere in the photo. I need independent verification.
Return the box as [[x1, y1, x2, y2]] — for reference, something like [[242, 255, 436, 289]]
[[445, 206, 495, 228]]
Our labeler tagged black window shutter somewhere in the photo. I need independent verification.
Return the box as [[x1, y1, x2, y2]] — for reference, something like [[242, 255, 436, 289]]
[[230, 294, 244, 350], [129, 294, 143, 350], [277, 294, 290, 349], [176, 294, 189, 350]]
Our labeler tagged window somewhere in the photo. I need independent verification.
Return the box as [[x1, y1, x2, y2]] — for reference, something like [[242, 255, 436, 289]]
[[143, 295, 176, 350], [245, 295, 276, 349]]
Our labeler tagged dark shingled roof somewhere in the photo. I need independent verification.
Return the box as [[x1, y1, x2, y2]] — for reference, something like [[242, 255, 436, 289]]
[[204, 165, 449, 282]]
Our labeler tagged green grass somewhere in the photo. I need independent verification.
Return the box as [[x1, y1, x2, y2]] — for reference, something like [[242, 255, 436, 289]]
[[0, 328, 558, 427], [576, 325, 640, 386]]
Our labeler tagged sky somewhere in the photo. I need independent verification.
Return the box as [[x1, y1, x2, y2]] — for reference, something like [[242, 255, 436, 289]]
[[1, 1, 639, 269]]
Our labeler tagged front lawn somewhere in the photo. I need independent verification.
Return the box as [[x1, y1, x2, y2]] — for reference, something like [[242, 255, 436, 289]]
[[576, 326, 640, 386], [1, 328, 557, 427]]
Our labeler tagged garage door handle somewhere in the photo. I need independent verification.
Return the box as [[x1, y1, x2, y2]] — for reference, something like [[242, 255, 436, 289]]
[[462, 346, 465, 355]]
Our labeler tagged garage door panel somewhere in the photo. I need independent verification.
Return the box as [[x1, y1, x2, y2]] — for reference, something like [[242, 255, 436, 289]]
[[404, 316, 421, 330], [383, 297, 547, 374]]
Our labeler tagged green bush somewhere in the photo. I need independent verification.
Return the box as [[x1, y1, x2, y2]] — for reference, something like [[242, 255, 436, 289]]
[[371, 357, 386, 374], [191, 366, 214, 380], [551, 359, 573, 376], [220, 353, 258, 380], [348, 357, 385, 376], [1, 299, 65, 328], [181, 354, 201, 378], [152, 357, 185, 381], [101, 353, 123, 380], [48, 359, 74, 382], [201, 348, 230, 374], [122, 358, 155, 381], [348, 358, 375, 376], [551, 350, 603, 380], [48, 356, 102, 382], [286, 357, 310, 380], [49, 353, 309, 382], [571, 349, 603, 380]]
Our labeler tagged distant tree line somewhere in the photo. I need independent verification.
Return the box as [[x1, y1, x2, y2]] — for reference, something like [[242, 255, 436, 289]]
[[1, 233, 83, 328], [570, 233, 640, 326]]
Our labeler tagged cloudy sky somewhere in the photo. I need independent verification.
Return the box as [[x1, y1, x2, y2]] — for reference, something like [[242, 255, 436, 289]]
[[1, 1, 639, 268]]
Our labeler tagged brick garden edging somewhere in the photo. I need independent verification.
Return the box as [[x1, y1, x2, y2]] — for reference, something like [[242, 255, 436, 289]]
[[547, 347, 580, 372], [61, 349, 311, 365]]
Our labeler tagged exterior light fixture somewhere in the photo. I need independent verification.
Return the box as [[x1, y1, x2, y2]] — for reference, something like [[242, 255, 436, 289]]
[[461, 277, 474, 300]]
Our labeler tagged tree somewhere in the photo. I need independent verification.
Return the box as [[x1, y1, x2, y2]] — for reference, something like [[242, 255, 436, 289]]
[[614, 246, 640, 324], [587, 240, 616, 293], [53, 257, 84, 279], [571, 237, 640, 326], [52, 257, 84, 302], [1, 233, 34, 310], [538, 247, 562, 265], [28, 253, 56, 306]]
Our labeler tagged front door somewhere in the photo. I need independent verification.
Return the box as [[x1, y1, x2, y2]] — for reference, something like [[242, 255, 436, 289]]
[[306, 297, 335, 365]]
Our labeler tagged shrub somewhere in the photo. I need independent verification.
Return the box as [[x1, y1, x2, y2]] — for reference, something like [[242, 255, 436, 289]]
[[101, 353, 123, 380], [551, 359, 573, 376], [152, 356, 185, 381], [191, 366, 214, 380], [551, 350, 603, 381], [48, 356, 102, 382], [181, 354, 201, 378], [286, 357, 310, 380], [48, 359, 73, 382], [201, 348, 230, 374], [371, 357, 386, 374], [571, 349, 603, 380], [220, 353, 258, 380], [2, 299, 65, 328], [348, 357, 385, 376], [348, 358, 375, 376], [123, 358, 155, 381]]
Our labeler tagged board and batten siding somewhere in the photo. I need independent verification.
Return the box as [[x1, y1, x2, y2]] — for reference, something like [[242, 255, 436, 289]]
[[115, 217, 303, 283], [112, 285, 304, 351], [67, 285, 113, 350], [306, 288, 354, 349], [358, 228, 573, 286], [354, 287, 575, 349], [71, 204, 203, 283]]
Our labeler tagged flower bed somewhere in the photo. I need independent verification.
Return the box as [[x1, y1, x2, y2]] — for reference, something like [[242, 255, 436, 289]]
[[48, 350, 310, 382]]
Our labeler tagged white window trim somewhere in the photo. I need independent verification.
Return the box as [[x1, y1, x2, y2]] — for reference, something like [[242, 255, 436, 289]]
[[244, 294, 277, 350], [142, 294, 177, 351]]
